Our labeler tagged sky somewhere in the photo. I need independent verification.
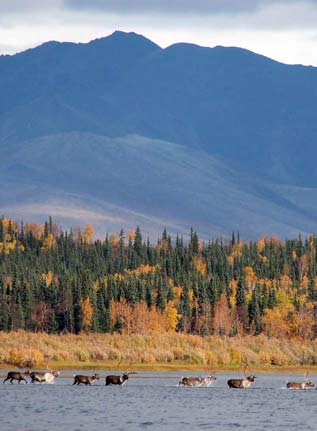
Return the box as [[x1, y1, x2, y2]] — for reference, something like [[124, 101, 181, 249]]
[[1, 0, 317, 66]]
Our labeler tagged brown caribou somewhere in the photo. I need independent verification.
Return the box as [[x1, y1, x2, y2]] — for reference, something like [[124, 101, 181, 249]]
[[73, 373, 100, 385], [287, 381, 314, 390], [30, 370, 60, 383], [3, 370, 30, 384], [227, 365, 256, 389], [179, 374, 216, 387], [105, 372, 136, 386], [227, 374, 256, 389], [287, 374, 314, 390]]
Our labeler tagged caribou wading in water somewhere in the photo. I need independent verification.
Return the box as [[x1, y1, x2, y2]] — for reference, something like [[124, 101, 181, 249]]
[[30, 370, 60, 384], [179, 374, 216, 387], [227, 374, 256, 389], [3, 370, 30, 384], [72, 373, 100, 385], [286, 381, 314, 390], [105, 372, 136, 386], [287, 373, 314, 390], [227, 365, 256, 389]]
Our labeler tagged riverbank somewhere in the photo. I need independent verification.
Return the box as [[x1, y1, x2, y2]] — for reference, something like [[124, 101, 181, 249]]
[[1, 331, 317, 372]]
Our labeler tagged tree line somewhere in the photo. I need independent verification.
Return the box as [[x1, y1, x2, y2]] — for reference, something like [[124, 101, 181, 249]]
[[0, 217, 317, 339]]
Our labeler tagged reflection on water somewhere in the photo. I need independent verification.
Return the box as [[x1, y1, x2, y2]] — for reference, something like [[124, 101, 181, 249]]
[[1, 371, 317, 430]]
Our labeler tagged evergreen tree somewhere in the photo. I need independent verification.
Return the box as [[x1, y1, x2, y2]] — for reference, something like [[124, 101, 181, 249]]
[[249, 286, 261, 334]]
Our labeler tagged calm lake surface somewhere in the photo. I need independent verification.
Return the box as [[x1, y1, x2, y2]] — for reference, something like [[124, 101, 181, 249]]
[[1, 371, 317, 431]]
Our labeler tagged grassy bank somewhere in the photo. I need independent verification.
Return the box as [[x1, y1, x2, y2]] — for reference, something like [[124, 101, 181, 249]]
[[1, 331, 317, 372]]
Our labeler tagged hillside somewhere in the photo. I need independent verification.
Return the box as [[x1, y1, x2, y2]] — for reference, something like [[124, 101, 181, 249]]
[[1, 31, 317, 237]]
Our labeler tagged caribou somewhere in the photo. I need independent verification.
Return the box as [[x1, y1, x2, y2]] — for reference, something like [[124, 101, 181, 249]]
[[30, 370, 60, 384], [105, 372, 136, 386], [3, 370, 30, 384], [72, 373, 100, 385], [179, 374, 216, 387], [287, 374, 314, 390], [286, 381, 314, 390], [227, 374, 256, 389], [227, 365, 256, 389]]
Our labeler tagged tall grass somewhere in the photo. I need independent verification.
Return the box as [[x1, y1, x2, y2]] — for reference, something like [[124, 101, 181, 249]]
[[1, 331, 317, 369]]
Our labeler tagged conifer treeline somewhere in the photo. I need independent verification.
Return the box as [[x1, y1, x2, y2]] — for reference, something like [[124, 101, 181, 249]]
[[1, 217, 317, 339]]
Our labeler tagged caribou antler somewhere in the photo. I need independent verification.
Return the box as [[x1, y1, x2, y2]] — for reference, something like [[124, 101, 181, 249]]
[[241, 360, 249, 378]]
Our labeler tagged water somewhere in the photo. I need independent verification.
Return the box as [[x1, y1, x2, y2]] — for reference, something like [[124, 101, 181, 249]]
[[1, 371, 317, 430]]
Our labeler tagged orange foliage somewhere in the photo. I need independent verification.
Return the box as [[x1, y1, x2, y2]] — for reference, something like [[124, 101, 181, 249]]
[[279, 275, 293, 291], [194, 257, 207, 275], [213, 293, 235, 335], [262, 304, 294, 338], [228, 254, 234, 266], [128, 230, 135, 241], [83, 224, 94, 243], [260, 255, 269, 264], [25, 223, 43, 239], [80, 297, 94, 330], [125, 264, 160, 276], [157, 240, 169, 251], [41, 233, 56, 251], [231, 242, 243, 258], [41, 271, 54, 287], [244, 266, 256, 288], [2, 218, 17, 232], [262, 296, 314, 340], [257, 238, 265, 252], [110, 299, 171, 335], [268, 235, 282, 246], [109, 233, 119, 247], [165, 302, 180, 332]]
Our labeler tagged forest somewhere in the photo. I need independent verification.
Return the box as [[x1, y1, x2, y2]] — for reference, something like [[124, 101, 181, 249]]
[[0, 217, 317, 341]]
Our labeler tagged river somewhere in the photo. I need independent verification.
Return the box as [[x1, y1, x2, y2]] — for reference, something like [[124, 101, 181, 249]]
[[1, 371, 316, 430]]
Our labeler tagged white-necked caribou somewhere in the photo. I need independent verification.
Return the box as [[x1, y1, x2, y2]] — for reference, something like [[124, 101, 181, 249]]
[[105, 372, 136, 386], [227, 365, 256, 389], [227, 374, 256, 389], [30, 370, 60, 384], [287, 374, 314, 390]]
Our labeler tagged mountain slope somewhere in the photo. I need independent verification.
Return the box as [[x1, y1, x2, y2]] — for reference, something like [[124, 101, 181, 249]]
[[1, 31, 317, 237], [1, 132, 317, 239]]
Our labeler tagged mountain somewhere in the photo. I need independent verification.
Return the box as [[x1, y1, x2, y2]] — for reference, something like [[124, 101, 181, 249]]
[[1, 31, 317, 238]]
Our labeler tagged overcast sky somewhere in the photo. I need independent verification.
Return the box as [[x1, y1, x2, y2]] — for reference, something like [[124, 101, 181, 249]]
[[1, 0, 317, 65]]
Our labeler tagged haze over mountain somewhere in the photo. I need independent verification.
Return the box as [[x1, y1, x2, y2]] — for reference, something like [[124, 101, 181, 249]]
[[1, 31, 317, 239]]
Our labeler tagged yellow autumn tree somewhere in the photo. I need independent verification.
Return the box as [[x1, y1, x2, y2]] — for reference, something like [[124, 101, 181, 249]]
[[165, 301, 180, 332], [128, 230, 135, 241], [244, 266, 256, 289], [42, 233, 56, 251], [262, 297, 294, 338], [194, 257, 207, 275], [42, 271, 54, 287], [80, 297, 93, 331], [83, 224, 94, 243], [213, 293, 235, 335]]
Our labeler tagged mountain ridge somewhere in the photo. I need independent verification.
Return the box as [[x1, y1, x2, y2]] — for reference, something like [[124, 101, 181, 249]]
[[1, 31, 317, 238]]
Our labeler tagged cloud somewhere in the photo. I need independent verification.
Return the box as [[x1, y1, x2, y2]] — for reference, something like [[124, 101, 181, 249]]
[[0, 0, 317, 65], [64, 0, 314, 15], [0, 0, 62, 13]]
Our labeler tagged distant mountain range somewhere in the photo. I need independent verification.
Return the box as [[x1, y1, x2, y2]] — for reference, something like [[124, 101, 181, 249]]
[[1, 31, 317, 239]]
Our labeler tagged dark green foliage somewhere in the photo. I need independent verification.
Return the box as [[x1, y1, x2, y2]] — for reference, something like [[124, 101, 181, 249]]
[[249, 286, 262, 334], [1, 218, 317, 337]]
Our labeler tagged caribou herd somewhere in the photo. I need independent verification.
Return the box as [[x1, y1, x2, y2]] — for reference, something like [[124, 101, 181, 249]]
[[2, 369, 137, 386], [2, 368, 316, 390]]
